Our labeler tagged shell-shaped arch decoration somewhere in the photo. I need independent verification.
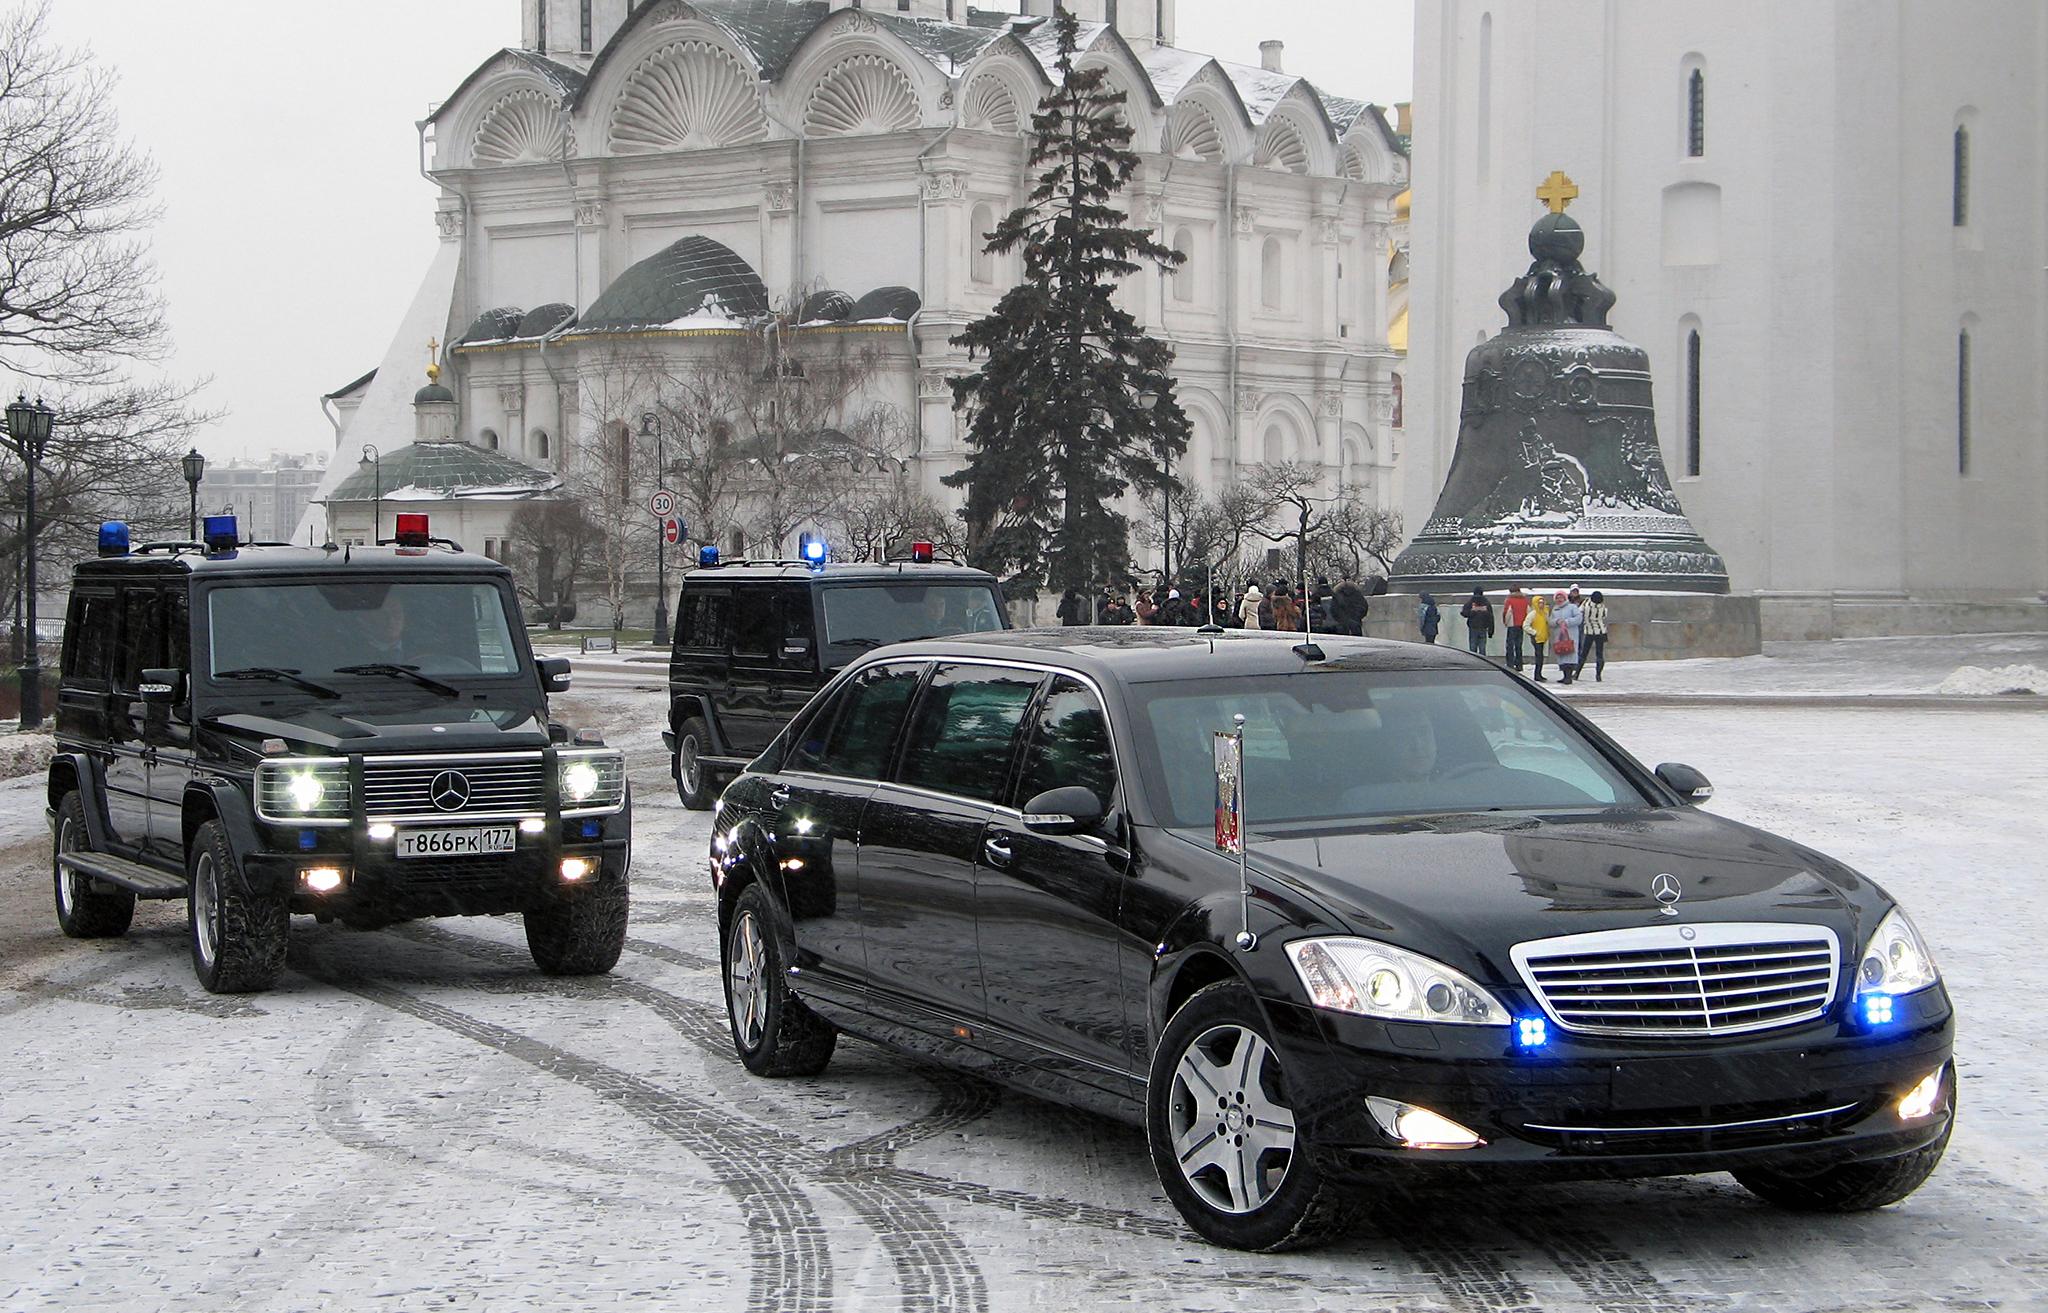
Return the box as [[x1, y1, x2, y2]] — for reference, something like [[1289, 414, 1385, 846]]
[[1164, 102, 1225, 162], [1256, 118, 1312, 174], [960, 75, 1022, 134], [1341, 142, 1372, 181], [610, 39, 768, 154], [472, 89, 570, 166], [805, 54, 921, 137]]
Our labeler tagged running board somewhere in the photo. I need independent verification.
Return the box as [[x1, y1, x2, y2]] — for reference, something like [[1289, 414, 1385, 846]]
[[59, 852, 188, 899]]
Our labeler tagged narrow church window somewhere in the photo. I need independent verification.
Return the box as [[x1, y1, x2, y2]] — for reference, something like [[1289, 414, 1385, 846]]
[[1260, 237, 1283, 310], [897, 0, 911, 9], [970, 204, 996, 284], [1952, 126, 1969, 226], [1171, 227, 1195, 303], [534, 429, 551, 461], [1957, 330, 1972, 474], [1685, 329, 1703, 476], [482, 427, 500, 451], [1687, 69, 1705, 157], [536, 0, 547, 54]]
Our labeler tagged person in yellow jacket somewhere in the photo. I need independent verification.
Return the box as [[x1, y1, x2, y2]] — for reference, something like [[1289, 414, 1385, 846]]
[[1526, 593, 1552, 682]]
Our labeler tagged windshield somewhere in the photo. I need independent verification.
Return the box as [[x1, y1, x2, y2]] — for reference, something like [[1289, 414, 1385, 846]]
[[207, 581, 523, 681], [820, 583, 1005, 650], [1129, 669, 1646, 828]]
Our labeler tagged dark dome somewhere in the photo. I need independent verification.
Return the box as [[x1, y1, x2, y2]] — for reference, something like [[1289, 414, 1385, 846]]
[[849, 286, 922, 322], [799, 289, 855, 323], [579, 236, 769, 331], [1528, 212, 1585, 263], [514, 302, 577, 338], [458, 306, 526, 344], [414, 381, 457, 405]]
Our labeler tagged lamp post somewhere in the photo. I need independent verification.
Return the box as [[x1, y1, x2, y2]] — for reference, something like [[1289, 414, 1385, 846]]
[[641, 412, 670, 646], [5, 395, 56, 729], [1138, 388, 1169, 588], [180, 447, 206, 540], [358, 443, 380, 544]]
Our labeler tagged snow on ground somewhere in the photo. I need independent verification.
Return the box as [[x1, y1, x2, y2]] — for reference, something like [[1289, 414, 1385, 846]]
[[1550, 631, 2048, 699], [2, 673, 2045, 1311]]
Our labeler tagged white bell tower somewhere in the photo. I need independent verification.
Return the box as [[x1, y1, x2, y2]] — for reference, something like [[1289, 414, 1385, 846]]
[[524, 0, 633, 66]]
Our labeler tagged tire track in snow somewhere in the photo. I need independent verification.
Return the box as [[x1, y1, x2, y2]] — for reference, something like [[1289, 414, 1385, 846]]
[[289, 934, 837, 1313]]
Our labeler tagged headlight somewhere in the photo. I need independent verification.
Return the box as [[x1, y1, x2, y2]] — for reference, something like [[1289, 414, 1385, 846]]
[[557, 749, 626, 814], [1853, 908, 1940, 999], [254, 758, 350, 825], [1285, 936, 1511, 1026]]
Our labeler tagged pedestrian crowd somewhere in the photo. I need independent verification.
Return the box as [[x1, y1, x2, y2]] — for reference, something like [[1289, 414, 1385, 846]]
[[1057, 573, 1376, 635], [1432, 583, 1611, 683]]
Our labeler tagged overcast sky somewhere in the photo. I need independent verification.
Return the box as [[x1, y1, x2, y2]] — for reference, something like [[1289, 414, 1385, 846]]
[[39, 0, 1413, 465]]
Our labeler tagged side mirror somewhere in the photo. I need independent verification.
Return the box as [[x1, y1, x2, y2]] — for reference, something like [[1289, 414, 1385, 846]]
[[139, 668, 183, 706], [1655, 762, 1714, 806], [1021, 786, 1106, 836], [539, 656, 572, 693]]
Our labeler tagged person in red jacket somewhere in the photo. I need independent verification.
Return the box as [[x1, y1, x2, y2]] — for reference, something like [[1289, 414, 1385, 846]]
[[1501, 585, 1531, 672]]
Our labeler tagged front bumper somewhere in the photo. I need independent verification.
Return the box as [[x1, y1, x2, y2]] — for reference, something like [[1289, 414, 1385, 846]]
[[1267, 986, 1955, 1182]]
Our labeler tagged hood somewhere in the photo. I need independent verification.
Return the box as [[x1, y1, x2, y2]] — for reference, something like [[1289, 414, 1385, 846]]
[[206, 703, 552, 756], [1210, 808, 1881, 983]]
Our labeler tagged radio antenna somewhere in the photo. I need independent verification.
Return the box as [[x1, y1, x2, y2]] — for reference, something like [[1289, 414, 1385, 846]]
[[1233, 713, 1256, 951]]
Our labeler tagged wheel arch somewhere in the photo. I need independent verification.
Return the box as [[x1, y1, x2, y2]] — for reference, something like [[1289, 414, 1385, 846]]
[[46, 752, 112, 849]]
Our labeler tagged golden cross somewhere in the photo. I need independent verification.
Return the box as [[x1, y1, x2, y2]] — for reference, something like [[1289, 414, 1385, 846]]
[[426, 336, 441, 382], [1537, 170, 1579, 214]]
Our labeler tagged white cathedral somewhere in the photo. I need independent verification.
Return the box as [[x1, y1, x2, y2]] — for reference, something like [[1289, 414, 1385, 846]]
[[311, 0, 1410, 583]]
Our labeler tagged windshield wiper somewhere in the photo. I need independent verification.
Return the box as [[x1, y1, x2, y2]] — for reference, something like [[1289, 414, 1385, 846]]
[[214, 667, 340, 699], [832, 637, 888, 650], [333, 663, 463, 697]]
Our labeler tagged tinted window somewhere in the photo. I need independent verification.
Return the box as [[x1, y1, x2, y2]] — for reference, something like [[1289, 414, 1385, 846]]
[[791, 662, 923, 780], [1016, 677, 1117, 812], [64, 592, 117, 683], [117, 590, 161, 692], [207, 582, 520, 678], [1129, 670, 1642, 828], [733, 586, 812, 662], [679, 589, 734, 652], [819, 584, 1005, 654], [897, 664, 1042, 804]]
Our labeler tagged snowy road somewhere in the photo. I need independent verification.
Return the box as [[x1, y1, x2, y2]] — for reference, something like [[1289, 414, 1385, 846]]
[[3, 693, 2045, 1312]]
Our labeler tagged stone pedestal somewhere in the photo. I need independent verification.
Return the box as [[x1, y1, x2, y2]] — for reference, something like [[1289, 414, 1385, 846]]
[[1364, 590, 1762, 660]]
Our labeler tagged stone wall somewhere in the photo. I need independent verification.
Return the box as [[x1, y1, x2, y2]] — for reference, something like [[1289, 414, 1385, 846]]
[[1364, 591, 1762, 660]]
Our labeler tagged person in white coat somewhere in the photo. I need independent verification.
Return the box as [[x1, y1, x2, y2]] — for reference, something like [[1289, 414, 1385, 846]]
[[1239, 585, 1265, 630]]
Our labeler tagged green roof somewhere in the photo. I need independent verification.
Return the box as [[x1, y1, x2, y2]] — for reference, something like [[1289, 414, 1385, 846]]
[[327, 441, 557, 502]]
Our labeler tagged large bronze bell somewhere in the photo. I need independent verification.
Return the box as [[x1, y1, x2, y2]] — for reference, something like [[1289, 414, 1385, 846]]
[[1393, 180, 1729, 594]]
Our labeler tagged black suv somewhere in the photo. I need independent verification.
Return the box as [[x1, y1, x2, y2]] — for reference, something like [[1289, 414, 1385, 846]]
[[47, 523, 631, 993], [709, 629, 1954, 1250], [665, 555, 1006, 808]]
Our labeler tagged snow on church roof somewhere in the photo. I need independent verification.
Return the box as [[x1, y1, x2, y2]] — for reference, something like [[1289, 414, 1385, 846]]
[[572, 235, 771, 333], [324, 441, 559, 504]]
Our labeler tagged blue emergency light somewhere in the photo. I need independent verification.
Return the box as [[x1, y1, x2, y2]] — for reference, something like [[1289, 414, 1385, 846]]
[[203, 514, 239, 554], [97, 521, 130, 557], [799, 533, 828, 567], [1516, 1016, 1549, 1050], [1862, 993, 1895, 1027], [698, 544, 720, 567]]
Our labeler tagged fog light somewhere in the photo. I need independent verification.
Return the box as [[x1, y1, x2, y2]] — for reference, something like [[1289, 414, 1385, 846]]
[[368, 823, 396, 841], [560, 857, 594, 882], [1863, 993, 1895, 1027], [519, 818, 545, 835], [1897, 1069, 1944, 1122], [1365, 1096, 1484, 1150], [303, 866, 344, 893], [1516, 1016, 1548, 1050]]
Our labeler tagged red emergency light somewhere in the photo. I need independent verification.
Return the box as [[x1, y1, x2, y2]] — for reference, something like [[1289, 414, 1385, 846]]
[[910, 540, 934, 564], [394, 513, 430, 547]]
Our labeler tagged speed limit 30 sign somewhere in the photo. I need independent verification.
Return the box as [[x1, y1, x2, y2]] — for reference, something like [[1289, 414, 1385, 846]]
[[648, 489, 677, 518]]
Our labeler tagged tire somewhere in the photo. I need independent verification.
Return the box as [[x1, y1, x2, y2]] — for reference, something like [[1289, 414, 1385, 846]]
[[1146, 981, 1351, 1251], [723, 884, 836, 1077], [52, 792, 135, 939], [1735, 1095, 1953, 1212], [525, 868, 629, 975], [188, 819, 287, 994], [675, 716, 718, 811]]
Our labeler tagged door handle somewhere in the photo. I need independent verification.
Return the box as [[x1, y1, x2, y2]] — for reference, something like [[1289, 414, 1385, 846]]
[[983, 833, 1013, 867], [769, 787, 791, 810]]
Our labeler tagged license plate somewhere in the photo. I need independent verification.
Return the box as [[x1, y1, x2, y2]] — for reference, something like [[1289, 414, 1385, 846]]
[[397, 826, 517, 859]]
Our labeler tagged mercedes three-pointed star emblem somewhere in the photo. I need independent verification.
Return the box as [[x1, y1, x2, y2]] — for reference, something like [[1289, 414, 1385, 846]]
[[1651, 872, 1683, 916], [430, 770, 471, 812]]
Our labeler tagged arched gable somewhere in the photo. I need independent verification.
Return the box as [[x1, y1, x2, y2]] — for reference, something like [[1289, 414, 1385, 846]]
[[580, 12, 768, 156], [1339, 121, 1405, 186], [803, 52, 922, 136], [1071, 26, 1164, 144], [1255, 90, 1337, 177], [957, 38, 1048, 135], [431, 58, 577, 171], [776, 11, 954, 136]]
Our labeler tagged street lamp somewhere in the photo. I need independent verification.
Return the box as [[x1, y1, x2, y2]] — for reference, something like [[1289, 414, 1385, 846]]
[[5, 395, 56, 729], [641, 412, 670, 646], [1137, 388, 1169, 587], [358, 443, 381, 544], [180, 447, 206, 540]]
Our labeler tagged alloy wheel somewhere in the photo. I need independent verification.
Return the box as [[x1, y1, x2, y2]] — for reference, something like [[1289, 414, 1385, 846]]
[[680, 735, 702, 797], [1167, 1023, 1299, 1214], [193, 851, 219, 967], [55, 816, 81, 916], [727, 909, 767, 1050]]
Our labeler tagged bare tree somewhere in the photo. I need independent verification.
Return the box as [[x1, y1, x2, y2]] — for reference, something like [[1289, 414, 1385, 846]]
[[505, 497, 597, 630], [572, 352, 662, 630], [1314, 498, 1406, 582], [1249, 462, 1335, 598]]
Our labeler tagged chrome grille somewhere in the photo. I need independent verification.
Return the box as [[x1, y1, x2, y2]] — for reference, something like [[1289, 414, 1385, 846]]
[[1511, 923, 1840, 1037], [361, 754, 546, 819]]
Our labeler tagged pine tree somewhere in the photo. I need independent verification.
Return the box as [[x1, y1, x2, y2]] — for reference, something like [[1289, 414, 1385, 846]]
[[944, 9, 1190, 598]]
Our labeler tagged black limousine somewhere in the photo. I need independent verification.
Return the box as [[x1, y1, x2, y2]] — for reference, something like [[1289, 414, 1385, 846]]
[[707, 628, 1954, 1250]]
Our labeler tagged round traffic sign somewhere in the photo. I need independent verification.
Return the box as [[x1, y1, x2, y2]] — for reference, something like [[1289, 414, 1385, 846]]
[[663, 517, 682, 545], [648, 489, 677, 518]]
